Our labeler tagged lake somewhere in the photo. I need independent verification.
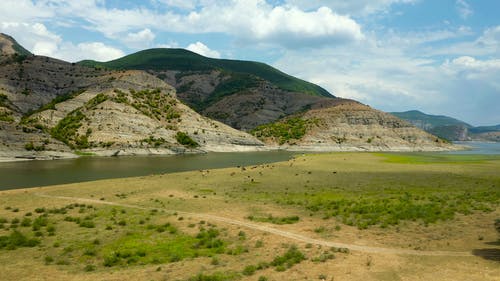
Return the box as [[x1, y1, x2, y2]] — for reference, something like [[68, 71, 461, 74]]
[[0, 151, 296, 190], [448, 141, 500, 155], [1, 142, 499, 191]]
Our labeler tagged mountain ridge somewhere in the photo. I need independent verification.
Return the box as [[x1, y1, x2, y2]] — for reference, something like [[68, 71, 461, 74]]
[[78, 48, 336, 130], [391, 110, 499, 142], [0, 33, 460, 161]]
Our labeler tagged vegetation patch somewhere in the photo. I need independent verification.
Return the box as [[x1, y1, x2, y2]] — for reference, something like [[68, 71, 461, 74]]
[[247, 214, 299, 225], [176, 131, 199, 148], [50, 110, 88, 149], [0, 230, 40, 250], [270, 245, 306, 271], [251, 117, 314, 145]]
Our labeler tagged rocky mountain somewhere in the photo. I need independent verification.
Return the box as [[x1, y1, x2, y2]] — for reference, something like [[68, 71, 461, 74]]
[[0, 34, 263, 160], [78, 48, 335, 130], [0, 33, 459, 161], [391, 110, 499, 142], [252, 100, 454, 151]]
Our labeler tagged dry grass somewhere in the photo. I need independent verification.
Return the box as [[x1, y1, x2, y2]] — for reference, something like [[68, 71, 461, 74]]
[[0, 152, 499, 280]]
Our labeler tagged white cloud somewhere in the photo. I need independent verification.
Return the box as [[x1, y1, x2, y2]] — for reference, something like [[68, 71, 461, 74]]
[[0, 22, 61, 56], [60, 42, 125, 62], [456, 0, 473, 19], [284, 0, 418, 16], [273, 28, 500, 125], [0, 21, 123, 62], [157, 0, 198, 10], [0, 0, 364, 49], [122, 28, 156, 49], [186, 41, 220, 58]]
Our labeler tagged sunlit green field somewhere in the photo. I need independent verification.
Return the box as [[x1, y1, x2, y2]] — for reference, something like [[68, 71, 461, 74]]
[[0, 152, 499, 281]]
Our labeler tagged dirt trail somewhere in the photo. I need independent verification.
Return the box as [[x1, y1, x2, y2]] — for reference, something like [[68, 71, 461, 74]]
[[36, 193, 473, 257]]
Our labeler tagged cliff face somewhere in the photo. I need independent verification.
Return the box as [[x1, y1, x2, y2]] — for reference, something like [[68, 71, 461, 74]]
[[0, 40, 263, 160], [0, 33, 460, 161], [253, 100, 455, 151]]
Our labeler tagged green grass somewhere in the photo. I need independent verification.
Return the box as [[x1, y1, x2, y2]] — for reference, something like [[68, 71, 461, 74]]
[[378, 153, 500, 164]]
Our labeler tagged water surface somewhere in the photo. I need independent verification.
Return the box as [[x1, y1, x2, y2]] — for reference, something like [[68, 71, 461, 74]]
[[0, 151, 295, 190]]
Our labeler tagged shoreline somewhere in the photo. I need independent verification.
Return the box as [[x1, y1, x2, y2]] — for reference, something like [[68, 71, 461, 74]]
[[0, 143, 469, 163]]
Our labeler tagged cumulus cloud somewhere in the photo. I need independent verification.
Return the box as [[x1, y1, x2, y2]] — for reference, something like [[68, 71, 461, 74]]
[[58, 42, 125, 62], [0, 22, 61, 56], [274, 29, 500, 125], [186, 41, 220, 58], [0, 0, 364, 49], [122, 28, 156, 49], [0, 21, 123, 62]]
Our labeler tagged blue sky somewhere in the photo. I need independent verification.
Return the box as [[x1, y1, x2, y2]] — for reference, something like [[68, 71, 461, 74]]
[[1, 0, 499, 125]]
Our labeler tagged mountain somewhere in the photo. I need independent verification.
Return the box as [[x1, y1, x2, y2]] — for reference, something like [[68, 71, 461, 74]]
[[0, 34, 263, 160], [391, 110, 500, 142], [78, 48, 334, 130], [0, 33, 457, 160], [469, 124, 500, 134], [468, 125, 500, 142], [252, 100, 453, 151], [390, 110, 472, 141]]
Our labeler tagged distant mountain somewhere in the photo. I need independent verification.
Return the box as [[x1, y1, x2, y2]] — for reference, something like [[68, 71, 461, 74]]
[[390, 110, 472, 129], [78, 48, 334, 130], [391, 110, 499, 142], [390, 110, 471, 141], [469, 124, 500, 134]]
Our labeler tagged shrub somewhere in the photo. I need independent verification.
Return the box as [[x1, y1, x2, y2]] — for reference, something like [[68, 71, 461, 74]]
[[270, 245, 306, 271], [242, 265, 257, 276], [0, 230, 40, 250], [176, 132, 199, 148]]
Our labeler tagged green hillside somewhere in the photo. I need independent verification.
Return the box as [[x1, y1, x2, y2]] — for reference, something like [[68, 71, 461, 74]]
[[78, 48, 332, 98], [390, 110, 471, 129]]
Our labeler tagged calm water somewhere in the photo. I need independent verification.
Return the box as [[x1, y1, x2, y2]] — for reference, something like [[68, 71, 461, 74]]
[[448, 141, 500, 155], [0, 151, 296, 190], [1, 142, 499, 191]]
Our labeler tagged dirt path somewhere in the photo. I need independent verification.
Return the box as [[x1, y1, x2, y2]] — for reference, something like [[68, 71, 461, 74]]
[[36, 193, 473, 257]]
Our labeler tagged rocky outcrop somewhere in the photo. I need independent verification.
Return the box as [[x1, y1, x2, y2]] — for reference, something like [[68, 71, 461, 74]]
[[253, 100, 456, 151]]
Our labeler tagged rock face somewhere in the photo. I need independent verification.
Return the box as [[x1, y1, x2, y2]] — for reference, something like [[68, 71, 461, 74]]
[[0, 33, 459, 161], [0, 34, 264, 160], [78, 48, 335, 131], [253, 100, 455, 151]]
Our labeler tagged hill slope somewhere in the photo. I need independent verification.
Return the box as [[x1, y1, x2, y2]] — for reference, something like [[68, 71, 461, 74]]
[[391, 110, 500, 142], [0, 35, 263, 160], [253, 101, 454, 151], [79, 49, 335, 130], [390, 110, 472, 141]]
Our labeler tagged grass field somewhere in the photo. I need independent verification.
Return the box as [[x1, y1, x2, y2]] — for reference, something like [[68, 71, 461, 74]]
[[0, 152, 499, 280]]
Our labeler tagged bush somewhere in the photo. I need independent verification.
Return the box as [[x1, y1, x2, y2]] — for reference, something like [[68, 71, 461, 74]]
[[242, 265, 257, 276], [0, 230, 40, 250], [270, 245, 306, 271], [176, 132, 199, 148]]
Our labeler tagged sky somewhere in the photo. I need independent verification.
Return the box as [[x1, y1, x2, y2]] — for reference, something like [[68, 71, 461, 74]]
[[0, 0, 499, 126]]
